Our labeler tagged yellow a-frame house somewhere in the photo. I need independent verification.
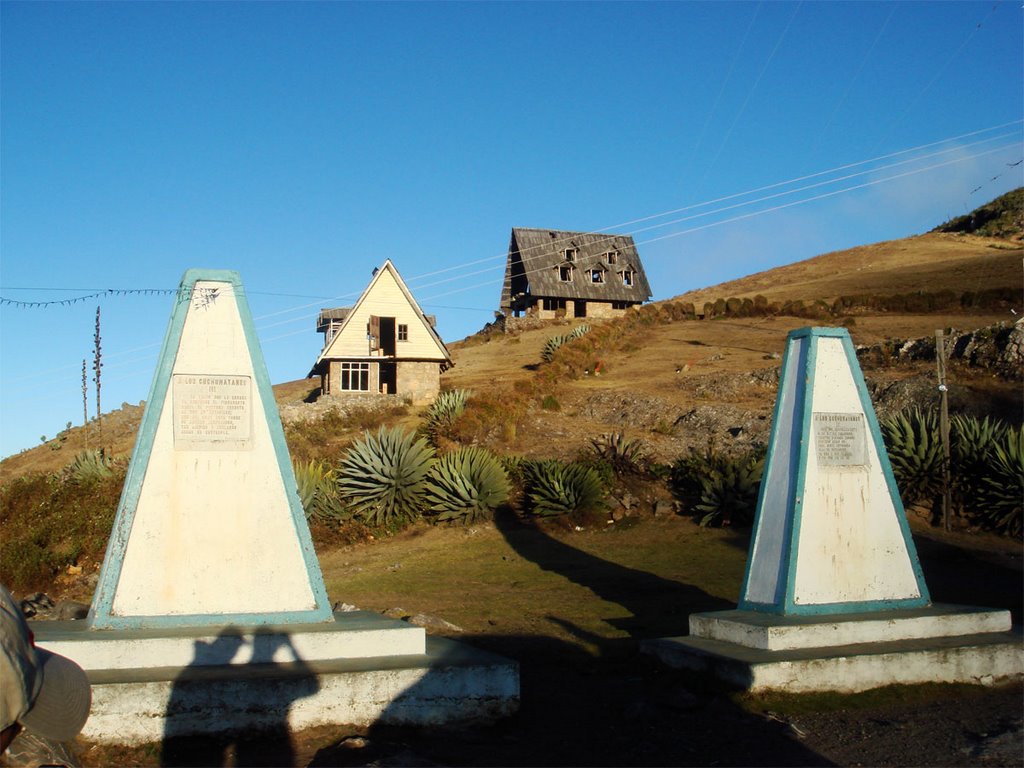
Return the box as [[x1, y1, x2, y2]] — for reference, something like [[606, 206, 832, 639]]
[[310, 260, 452, 404]]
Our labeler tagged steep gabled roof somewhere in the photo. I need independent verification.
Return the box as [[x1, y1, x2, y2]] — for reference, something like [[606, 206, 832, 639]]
[[501, 228, 652, 311], [314, 259, 451, 368]]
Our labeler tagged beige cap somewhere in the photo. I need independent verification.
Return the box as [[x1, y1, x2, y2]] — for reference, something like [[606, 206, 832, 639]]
[[0, 585, 91, 742]]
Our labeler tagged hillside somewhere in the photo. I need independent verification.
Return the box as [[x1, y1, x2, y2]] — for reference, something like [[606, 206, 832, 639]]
[[3, 200, 1022, 768], [2, 217, 1021, 481]]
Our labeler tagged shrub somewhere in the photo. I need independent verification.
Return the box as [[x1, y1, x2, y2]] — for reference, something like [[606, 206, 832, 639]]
[[336, 426, 435, 529], [541, 395, 561, 411], [285, 405, 400, 463], [522, 460, 607, 518], [0, 468, 124, 593], [424, 447, 510, 524], [449, 387, 528, 448]]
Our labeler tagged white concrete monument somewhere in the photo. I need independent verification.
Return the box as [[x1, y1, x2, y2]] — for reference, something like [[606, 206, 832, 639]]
[[89, 270, 331, 627], [644, 327, 1022, 692], [34, 270, 518, 743]]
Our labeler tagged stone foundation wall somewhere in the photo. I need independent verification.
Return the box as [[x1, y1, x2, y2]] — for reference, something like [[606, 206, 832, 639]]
[[397, 361, 442, 405]]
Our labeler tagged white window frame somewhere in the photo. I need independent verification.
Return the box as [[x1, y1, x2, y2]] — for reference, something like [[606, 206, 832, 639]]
[[340, 362, 370, 391]]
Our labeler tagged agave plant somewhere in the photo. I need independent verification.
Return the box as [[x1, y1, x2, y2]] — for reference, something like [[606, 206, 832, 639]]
[[541, 335, 570, 363], [422, 388, 470, 444], [67, 450, 113, 483], [293, 459, 348, 521], [950, 414, 1006, 516], [523, 460, 607, 518], [670, 443, 764, 527], [590, 432, 647, 474], [541, 326, 592, 364], [880, 408, 944, 506], [337, 426, 435, 527], [695, 453, 765, 527], [973, 425, 1023, 537], [424, 447, 510, 524]]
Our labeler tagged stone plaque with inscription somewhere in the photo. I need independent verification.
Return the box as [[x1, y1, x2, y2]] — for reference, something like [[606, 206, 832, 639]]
[[173, 374, 252, 450], [813, 411, 868, 467]]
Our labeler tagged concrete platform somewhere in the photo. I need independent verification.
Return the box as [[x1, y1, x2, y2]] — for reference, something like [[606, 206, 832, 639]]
[[33, 614, 519, 744], [33, 611, 425, 669], [689, 604, 1012, 651], [642, 607, 1023, 693]]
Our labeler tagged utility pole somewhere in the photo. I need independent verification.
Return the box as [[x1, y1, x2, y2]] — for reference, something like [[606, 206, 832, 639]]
[[935, 330, 952, 532]]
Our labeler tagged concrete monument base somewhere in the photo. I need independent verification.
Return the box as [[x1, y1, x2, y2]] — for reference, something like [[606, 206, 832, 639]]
[[642, 604, 1023, 693], [34, 613, 519, 744]]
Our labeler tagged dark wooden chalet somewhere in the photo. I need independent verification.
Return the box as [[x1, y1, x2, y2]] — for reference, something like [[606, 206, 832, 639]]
[[499, 228, 652, 320]]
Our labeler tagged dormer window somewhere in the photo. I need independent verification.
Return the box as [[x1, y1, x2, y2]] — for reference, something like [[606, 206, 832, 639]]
[[590, 269, 605, 284], [606, 251, 618, 265], [559, 264, 573, 282], [622, 270, 634, 287], [564, 248, 578, 262]]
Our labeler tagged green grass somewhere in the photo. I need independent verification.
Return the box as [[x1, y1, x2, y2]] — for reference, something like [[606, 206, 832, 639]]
[[319, 515, 748, 654]]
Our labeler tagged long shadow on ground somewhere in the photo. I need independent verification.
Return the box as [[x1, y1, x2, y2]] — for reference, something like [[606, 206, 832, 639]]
[[311, 513, 830, 767], [310, 631, 833, 768], [491, 507, 734, 641]]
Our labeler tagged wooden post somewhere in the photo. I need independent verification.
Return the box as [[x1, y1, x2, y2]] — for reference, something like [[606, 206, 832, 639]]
[[935, 330, 952, 532]]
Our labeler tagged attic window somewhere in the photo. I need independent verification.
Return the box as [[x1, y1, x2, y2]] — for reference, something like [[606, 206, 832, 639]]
[[564, 248, 578, 262], [398, 324, 408, 342], [559, 265, 573, 282], [590, 269, 604, 284], [606, 251, 618, 265], [622, 270, 634, 287]]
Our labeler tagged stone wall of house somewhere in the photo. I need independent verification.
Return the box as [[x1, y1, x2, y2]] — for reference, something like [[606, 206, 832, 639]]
[[397, 361, 441, 404], [585, 302, 626, 319]]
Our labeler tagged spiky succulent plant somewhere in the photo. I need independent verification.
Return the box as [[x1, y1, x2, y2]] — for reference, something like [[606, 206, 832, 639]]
[[422, 388, 470, 444], [950, 414, 1006, 516], [424, 447, 510, 524], [67, 450, 113, 483], [590, 432, 647, 473], [523, 460, 607, 517], [694, 453, 764, 527], [541, 335, 570, 363], [974, 425, 1022, 537], [293, 459, 348, 521], [337, 426, 435, 527], [880, 408, 944, 506]]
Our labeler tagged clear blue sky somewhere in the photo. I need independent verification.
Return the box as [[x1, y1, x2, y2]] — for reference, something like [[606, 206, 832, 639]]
[[1, 1, 1021, 458]]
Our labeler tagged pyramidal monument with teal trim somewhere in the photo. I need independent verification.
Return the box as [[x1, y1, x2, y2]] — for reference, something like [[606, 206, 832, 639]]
[[643, 327, 1021, 693], [89, 269, 332, 628], [739, 326, 929, 615], [36, 269, 519, 746]]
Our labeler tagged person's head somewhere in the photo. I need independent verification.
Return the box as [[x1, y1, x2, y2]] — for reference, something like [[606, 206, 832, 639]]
[[0, 585, 91, 752]]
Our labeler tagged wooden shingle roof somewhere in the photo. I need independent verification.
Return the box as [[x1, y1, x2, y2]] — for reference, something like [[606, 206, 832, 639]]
[[500, 228, 652, 311]]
